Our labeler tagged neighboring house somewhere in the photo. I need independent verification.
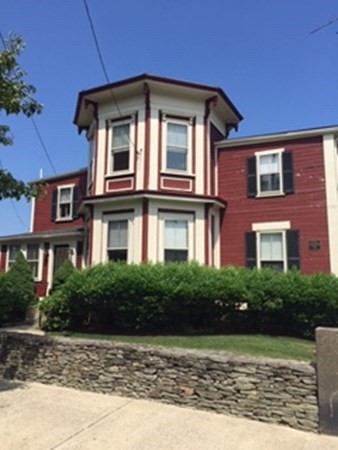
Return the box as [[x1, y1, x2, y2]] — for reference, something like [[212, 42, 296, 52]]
[[0, 73, 338, 296]]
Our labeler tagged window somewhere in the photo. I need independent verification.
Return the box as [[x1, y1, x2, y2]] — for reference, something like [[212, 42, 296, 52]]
[[7, 243, 41, 279], [111, 123, 130, 172], [107, 219, 128, 262], [247, 150, 294, 198], [88, 138, 95, 189], [245, 226, 299, 271], [258, 153, 281, 194], [27, 243, 40, 278], [159, 212, 194, 263], [259, 232, 284, 270], [164, 219, 188, 262], [8, 245, 21, 268], [166, 123, 188, 171], [58, 186, 73, 220]]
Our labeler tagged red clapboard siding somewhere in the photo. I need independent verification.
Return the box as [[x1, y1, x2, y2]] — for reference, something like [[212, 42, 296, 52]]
[[33, 172, 86, 232], [218, 136, 330, 274]]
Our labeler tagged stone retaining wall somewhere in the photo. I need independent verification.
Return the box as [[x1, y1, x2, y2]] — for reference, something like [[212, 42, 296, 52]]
[[0, 332, 318, 432]]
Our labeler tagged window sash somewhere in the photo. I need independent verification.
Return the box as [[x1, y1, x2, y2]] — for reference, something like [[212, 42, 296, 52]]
[[111, 124, 130, 172], [58, 187, 73, 219], [257, 151, 283, 194], [166, 122, 188, 171], [259, 232, 285, 270]]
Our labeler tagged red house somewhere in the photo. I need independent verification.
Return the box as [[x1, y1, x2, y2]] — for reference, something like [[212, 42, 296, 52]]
[[0, 74, 338, 296]]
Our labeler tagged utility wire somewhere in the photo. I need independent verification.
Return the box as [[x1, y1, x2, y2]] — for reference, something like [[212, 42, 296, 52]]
[[310, 17, 338, 34], [0, 158, 29, 229], [31, 117, 57, 175], [0, 31, 57, 176]]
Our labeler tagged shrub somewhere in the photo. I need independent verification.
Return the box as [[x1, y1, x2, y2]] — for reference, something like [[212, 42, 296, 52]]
[[39, 262, 338, 338], [50, 259, 76, 294], [0, 252, 37, 324]]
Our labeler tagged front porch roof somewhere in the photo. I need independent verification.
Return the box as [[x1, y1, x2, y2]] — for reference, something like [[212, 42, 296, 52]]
[[0, 228, 84, 243]]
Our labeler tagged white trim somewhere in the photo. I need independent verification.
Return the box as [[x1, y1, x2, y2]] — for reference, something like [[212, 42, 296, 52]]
[[162, 117, 193, 175], [252, 221, 291, 231], [256, 230, 287, 271], [105, 177, 134, 192], [158, 211, 194, 262], [102, 212, 134, 263], [6, 243, 43, 282], [30, 197, 35, 232], [160, 176, 193, 192], [56, 184, 75, 222], [323, 134, 338, 275], [107, 119, 135, 176], [255, 148, 285, 197], [216, 126, 338, 148]]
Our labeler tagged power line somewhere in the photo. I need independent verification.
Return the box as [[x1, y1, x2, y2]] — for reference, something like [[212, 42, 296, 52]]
[[310, 17, 338, 34], [31, 117, 57, 175], [82, 0, 125, 120], [0, 158, 29, 229]]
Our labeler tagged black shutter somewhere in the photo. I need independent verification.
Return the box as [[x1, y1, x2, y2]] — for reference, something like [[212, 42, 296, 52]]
[[72, 186, 81, 219], [51, 189, 57, 222], [287, 229, 300, 270], [283, 152, 294, 194], [245, 232, 257, 268], [247, 157, 257, 198]]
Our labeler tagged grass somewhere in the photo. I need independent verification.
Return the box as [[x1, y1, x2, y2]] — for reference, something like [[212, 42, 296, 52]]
[[52, 332, 315, 362]]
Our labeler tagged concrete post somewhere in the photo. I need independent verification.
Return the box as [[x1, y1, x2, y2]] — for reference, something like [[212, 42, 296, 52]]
[[316, 327, 338, 435]]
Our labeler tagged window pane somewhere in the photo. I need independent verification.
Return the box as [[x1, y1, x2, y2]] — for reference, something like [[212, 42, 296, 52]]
[[261, 261, 284, 271], [60, 204, 71, 218], [260, 154, 279, 175], [164, 249, 188, 262], [108, 249, 127, 262], [260, 174, 280, 192], [113, 124, 130, 148], [167, 149, 187, 171], [113, 150, 129, 171], [108, 220, 128, 248], [60, 188, 71, 203], [260, 233, 283, 260], [165, 220, 188, 249], [167, 123, 187, 147], [9, 245, 21, 261], [27, 244, 39, 260], [28, 261, 39, 278]]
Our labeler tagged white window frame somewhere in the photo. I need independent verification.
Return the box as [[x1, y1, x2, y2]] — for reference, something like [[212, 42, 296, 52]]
[[162, 116, 193, 175], [253, 221, 290, 272], [57, 184, 74, 221], [108, 118, 135, 176], [255, 148, 284, 197], [158, 212, 194, 262], [102, 212, 134, 263], [7, 243, 43, 281]]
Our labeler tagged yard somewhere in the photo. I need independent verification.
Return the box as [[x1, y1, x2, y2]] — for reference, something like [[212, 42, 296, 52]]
[[53, 333, 315, 362]]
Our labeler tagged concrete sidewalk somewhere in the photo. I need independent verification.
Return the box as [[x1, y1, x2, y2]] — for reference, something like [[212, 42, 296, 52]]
[[0, 381, 337, 450]]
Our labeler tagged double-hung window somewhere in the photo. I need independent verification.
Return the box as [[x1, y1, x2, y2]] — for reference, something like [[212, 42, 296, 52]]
[[111, 123, 130, 172], [247, 149, 294, 198], [164, 219, 189, 262], [8, 245, 21, 269], [258, 153, 281, 194], [246, 222, 300, 271], [166, 122, 188, 172], [57, 186, 73, 220], [259, 232, 285, 271], [27, 243, 40, 278], [159, 212, 194, 262], [107, 219, 128, 262]]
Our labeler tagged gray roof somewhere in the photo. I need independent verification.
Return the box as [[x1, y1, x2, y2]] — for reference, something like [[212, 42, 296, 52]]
[[0, 228, 84, 243]]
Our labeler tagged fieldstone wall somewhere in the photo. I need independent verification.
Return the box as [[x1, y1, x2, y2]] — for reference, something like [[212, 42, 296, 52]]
[[0, 332, 318, 432]]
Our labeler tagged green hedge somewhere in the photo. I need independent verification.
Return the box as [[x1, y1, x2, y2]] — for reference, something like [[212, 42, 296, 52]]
[[39, 263, 338, 338], [0, 252, 37, 324]]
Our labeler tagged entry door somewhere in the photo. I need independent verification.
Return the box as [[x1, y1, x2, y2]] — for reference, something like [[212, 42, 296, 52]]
[[53, 245, 70, 274]]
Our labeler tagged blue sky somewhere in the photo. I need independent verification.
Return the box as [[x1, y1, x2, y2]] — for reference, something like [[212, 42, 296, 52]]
[[1, 0, 338, 235]]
